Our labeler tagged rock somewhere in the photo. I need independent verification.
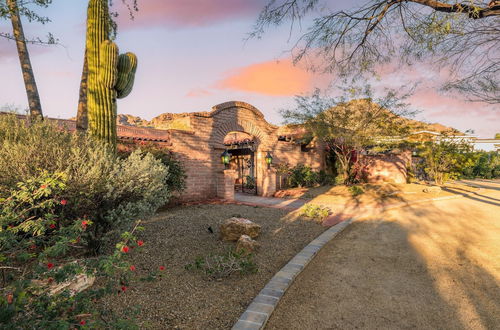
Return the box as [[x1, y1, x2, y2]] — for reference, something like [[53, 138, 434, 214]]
[[236, 235, 260, 255], [423, 186, 442, 193], [220, 217, 261, 241], [31, 272, 95, 296]]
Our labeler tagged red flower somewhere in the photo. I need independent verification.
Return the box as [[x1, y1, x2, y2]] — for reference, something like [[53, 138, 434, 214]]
[[137, 240, 144, 247], [129, 265, 136, 271], [81, 220, 89, 229], [49, 224, 56, 229], [47, 263, 54, 270], [60, 199, 67, 205], [29, 244, 37, 250], [159, 266, 165, 271], [121, 286, 127, 292], [80, 320, 86, 325], [40, 184, 47, 189], [6, 293, 13, 304], [121, 246, 130, 253]]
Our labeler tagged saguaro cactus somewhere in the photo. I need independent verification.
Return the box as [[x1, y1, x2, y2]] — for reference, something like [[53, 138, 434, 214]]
[[85, 0, 137, 146]]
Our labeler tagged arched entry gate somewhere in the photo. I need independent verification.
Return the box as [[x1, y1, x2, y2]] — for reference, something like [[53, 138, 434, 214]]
[[224, 132, 257, 195]]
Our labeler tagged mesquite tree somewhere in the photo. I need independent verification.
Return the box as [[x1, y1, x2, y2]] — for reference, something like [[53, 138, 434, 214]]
[[253, 0, 500, 104], [0, 0, 55, 120], [281, 85, 417, 183]]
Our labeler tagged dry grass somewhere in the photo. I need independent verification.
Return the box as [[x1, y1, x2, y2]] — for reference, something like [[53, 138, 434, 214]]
[[100, 204, 325, 329], [267, 181, 500, 329]]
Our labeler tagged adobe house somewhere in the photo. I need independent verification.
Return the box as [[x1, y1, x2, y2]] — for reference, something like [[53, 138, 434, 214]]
[[144, 101, 325, 201], [3, 100, 417, 201]]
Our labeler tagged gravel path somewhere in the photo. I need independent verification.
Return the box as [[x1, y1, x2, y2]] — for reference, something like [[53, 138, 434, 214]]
[[266, 180, 500, 330], [100, 204, 325, 329]]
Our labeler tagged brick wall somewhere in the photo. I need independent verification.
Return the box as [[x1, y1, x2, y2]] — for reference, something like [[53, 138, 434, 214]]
[[358, 151, 412, 184], [164, 101, 325, 201]]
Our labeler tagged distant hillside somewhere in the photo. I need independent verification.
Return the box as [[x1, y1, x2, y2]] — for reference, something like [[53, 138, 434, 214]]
[[70, 100, 462, 135]]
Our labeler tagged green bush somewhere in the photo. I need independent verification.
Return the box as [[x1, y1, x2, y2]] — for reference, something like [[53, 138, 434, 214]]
[[461, 152, 500, 179], [348, 185, 364, 197], [318, 170, 335, 185], [418, 139, 474, 185], [287, 164, 320, 188], [301, 203, 330, 221], [0, 114, 171, 252], [244, 175, 256, 189]]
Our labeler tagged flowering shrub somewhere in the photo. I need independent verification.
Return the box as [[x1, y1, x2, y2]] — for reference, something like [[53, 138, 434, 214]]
[[0, 115, 171, 253], [0, 172, 162, 327]]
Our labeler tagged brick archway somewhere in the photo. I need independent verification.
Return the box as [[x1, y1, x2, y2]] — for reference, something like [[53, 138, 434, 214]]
[[208, 101, 276, 149]]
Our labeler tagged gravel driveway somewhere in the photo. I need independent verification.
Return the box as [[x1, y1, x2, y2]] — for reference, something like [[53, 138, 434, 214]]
[[267, 180, 500, 330]]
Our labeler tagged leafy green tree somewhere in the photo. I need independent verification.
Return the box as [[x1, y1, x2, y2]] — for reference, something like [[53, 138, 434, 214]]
[[253, 0, 500, 104], [495, 133, 500, 139], [0, 0, 55, 120], [282, 84, 417, 183], [419, 135, 474, 185]]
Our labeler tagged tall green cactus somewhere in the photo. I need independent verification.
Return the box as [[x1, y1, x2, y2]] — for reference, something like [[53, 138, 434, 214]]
[[85, 0, 137, 146]]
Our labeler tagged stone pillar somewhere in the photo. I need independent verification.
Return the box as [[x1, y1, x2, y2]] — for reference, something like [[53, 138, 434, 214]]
[[261, 168, 277, 197], [217, 169, 236, 200]]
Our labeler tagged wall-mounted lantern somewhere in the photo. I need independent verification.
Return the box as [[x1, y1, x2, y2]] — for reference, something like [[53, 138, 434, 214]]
[[265, 151, 273, 169], [221, 150, 231, 169]]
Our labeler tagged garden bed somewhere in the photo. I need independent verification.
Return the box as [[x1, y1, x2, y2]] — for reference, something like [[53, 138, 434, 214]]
[[100, 204, 325, 329]]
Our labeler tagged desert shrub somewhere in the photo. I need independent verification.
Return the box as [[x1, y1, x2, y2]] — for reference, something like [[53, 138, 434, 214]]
[[119, 142, 186, 194], [186, 249, 257, 279], [301, 203, 330, 221], [418, 139, 474, 185], [318, 170, 335, 185], [0, 172, 162, 328], [349, 185, 364, 197], [0, 114, 170, 252], [287, 164, 320, 188]]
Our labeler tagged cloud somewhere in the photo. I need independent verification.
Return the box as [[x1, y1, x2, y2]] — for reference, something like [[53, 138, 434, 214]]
[[116, 0, 267, 28], [186, 88, 212, 97], [215, 59, 316, 96]]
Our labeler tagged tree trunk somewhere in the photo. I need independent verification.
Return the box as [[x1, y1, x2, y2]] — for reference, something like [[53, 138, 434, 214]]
[[76, 50, 88, 131], [7, 0, 43, 120]]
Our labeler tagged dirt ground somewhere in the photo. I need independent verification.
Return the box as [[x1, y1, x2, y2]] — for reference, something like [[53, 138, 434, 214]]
[[100, 204, 325, 329], [267, 180, 500, 330], [277, 182, 480, 210]]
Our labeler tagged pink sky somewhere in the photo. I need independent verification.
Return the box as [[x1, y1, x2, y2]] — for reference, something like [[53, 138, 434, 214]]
[[0, 0, 498, 137]]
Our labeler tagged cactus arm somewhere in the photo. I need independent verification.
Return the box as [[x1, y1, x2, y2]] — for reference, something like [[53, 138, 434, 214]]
[[116, 52, 137, 99], [99, 40, 119, 88]]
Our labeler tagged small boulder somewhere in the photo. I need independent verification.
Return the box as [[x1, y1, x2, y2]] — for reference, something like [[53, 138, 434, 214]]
[[220, 217, 261, 241], [236, 235, 260, 255], [31, 273, 95, 296], [423, 186, 442, 193]]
